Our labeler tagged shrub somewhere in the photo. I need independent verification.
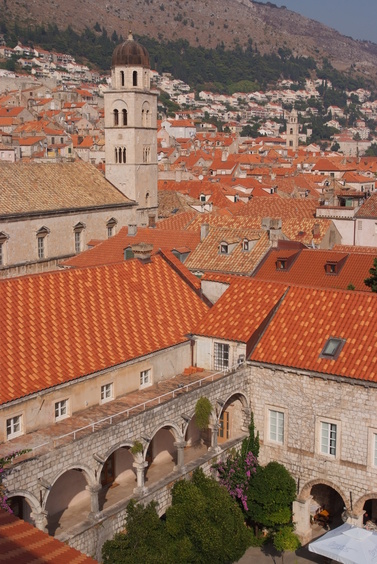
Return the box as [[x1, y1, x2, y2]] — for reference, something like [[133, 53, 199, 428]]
[[194, 397, 212, 430]]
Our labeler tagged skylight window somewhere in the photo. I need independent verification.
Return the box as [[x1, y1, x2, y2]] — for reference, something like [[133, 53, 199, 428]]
[[320, 338, 345, 360]]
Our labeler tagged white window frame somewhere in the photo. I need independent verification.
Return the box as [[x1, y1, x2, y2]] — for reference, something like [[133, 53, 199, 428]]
[[317, 418, 339, 458], [55, 399, 69, 421], [37, 235, 45, 259], [268, 409, 285, 445], [101, 383, 113, 403], [6, 415, 23, 440], [74, 230, 81, 254], [214, 342, 229, 371], [140, 369, 151, 388]]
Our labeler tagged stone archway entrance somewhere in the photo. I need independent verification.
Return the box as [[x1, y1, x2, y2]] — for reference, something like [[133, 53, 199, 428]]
[[45, 469, 91, 536], [310, 483, 345, 531]]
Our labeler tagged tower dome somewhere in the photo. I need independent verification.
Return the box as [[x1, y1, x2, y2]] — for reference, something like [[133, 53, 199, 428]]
[[111, 32, 150, 68]]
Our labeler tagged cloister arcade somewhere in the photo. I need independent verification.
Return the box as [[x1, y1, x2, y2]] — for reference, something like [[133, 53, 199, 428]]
[[6, 391, 249, 538]]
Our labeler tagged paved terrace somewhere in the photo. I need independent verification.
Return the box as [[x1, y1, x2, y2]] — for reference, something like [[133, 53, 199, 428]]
[[0, 368, 227, 464]]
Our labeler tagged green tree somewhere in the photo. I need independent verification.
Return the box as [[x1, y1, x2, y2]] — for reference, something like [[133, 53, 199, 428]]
[[166, 469, 253, 563], [365, 143, 377, 157], [364, 258, 377, 292], [102, 500, 172, 564], [246, 461, 296, 532]]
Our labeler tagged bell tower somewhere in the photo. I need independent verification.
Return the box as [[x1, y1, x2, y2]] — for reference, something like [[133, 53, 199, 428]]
[[286, 109, 299, 151], [104, 33, 158, 226]]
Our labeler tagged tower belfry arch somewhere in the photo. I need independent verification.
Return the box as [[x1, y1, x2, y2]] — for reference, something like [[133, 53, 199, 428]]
[[104, 32, 158, 226]]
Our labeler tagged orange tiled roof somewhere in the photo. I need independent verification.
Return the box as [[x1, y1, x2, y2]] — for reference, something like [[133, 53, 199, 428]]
[[0, 256, 209, 405], [0, 509, 98, 563], [193, 277, 288, 343], [0, 161, 132, 216], [253, 248, 373, 291], [250, 285, 377, 381], [235, 196, 317, 219], [355, 193, 377, 218], [62, 226, 201, 268], [185, 226, 270, 275]]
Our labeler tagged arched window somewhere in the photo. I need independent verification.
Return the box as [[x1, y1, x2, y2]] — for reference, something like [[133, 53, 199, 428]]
[[120, 70, 125, 87], [122, 109, 128, 126], [142, 109, 145, 126], [290, 128, 293, 134], [123, 147, 126, 163], [133, 71, 138, 86], [115, 147, 118, 163], [113, 109, 119, 126]]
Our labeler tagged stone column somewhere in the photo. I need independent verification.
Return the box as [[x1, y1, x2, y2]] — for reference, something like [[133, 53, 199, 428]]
[[174, 440, 186, 472], [133, 459, 149, 496], [31, 510, 48, 533], [86, 484, 102, 519], [293, 496, 312, 545], [208, 423, 221, 454]]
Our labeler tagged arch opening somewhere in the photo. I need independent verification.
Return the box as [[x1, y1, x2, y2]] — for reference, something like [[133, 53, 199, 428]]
[[99, 447, 136, 511], [145, 427, 177, 485], [308, 483, 345, 532], [45, 469, 90, 536]]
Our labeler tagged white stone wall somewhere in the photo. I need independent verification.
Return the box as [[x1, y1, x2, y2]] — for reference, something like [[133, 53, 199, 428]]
[[0, 205, 137, 267]]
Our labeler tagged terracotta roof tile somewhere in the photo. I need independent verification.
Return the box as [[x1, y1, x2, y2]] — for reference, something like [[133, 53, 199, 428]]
[[250, 285, 377, 381], [62, 226, 201, 268], [193, 278, 288, 343], [0, 510, 98, 563], [0, 162, 132, 216], [0, 257, 209, 405], [253, 248, 373, 291]]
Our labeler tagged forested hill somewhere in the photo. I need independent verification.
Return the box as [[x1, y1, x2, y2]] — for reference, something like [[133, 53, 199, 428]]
[[2, 0, 377, 85], [2, 22, 368, 94]]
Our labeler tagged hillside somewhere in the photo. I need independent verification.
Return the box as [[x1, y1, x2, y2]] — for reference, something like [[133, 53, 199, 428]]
[[3, 0, 377, 83]]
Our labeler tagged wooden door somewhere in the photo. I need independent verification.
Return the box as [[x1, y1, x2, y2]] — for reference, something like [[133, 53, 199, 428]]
[[218, 411, 230, 444]]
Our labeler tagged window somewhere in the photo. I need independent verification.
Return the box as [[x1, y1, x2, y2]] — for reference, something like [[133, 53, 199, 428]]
[[269, 410, 284, 444], [36, 227, 49, 260], [140, 369, 151, 388], [243, 239, 249, 251], [106, 218, 117, 238], [75, 231, 81, 253], [114, 109, 119, 126], [0, 242, 3, 266], [6, 415, 22, 440], [115, 146, 126, 163], [320, 421, 337, 456], [124, 246, 134, 260], [220, 243, 228, 255], [133, 71, 138, 86], [122, 108, 128, 126], [143, 146, 151, 163], [320, 337, 345, 359], [55, 399, 68, 421], [120, 70, 124, 87], [214, 342, 229, 371], [277, 259, 286, 270], [200, 194, 206, 203], [37, 236, 45, 259], [101, 383, 113, 403]]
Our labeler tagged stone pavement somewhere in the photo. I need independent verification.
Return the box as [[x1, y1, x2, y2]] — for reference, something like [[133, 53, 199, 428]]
[[237, 543, 328, 563]]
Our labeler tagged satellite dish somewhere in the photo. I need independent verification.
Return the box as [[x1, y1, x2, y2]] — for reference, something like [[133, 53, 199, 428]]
[[199, 175, 203, 180]]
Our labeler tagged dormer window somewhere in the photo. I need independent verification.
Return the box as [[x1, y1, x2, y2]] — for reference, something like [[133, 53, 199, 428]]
[[220, 243, 228, 255], [200, 194, 206, 203], [243, 239, 249, 252], [124, 246, 134, 260], [277, 259, 287, 270], [320, 338, 345, 360], [325, 262, 337, 274]]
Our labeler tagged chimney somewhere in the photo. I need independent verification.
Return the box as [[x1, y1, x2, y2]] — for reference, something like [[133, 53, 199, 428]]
[[128, 224, 137, 236], [131, 242, 153, 263], [201, 223, 209, 241], [313, 223, 321, 237]]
